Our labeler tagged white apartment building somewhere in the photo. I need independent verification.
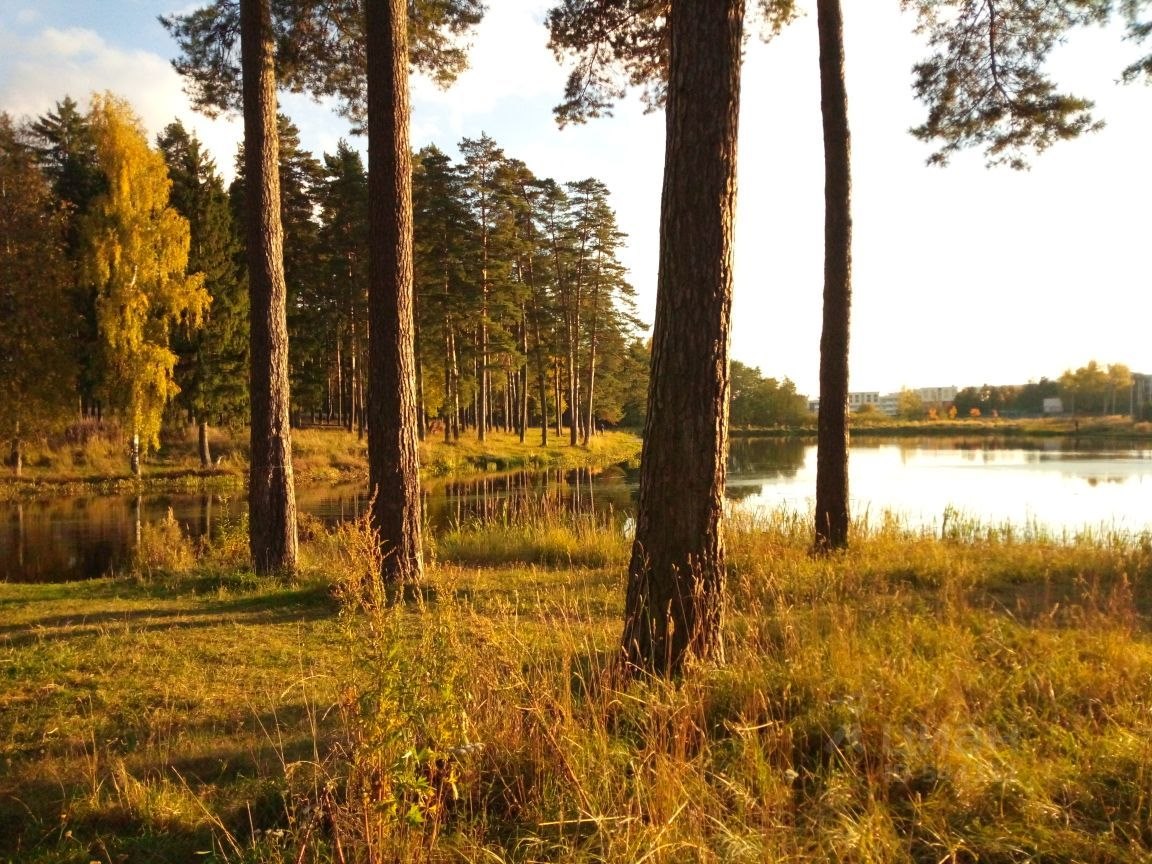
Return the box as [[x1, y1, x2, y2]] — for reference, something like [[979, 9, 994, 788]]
[[915, 386, 958, 406], [848, 391, 880, 410], [877, 386, 959, 416], [808, 389, 953, 416]]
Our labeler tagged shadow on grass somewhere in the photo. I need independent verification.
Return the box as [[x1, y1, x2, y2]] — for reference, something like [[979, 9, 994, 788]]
[[1, 728, 335, 862], [0, 583, 339, 648]]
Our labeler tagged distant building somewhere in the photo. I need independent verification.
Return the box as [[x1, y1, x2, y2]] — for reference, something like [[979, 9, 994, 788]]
[[806, 391, 880, 414], [1043, 397, 1064, 415], [877, 386, 957, 417], [916, 386, 957, 406], [848, 391, 880, 411], [810, 387, 957, 417]]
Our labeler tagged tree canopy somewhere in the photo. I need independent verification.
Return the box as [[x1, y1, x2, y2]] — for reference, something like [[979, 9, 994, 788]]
[[161, 0, 484, 126], [80, 95, 208, 469], [0, 114, 76, 474], [903, 0, 1152, 167]]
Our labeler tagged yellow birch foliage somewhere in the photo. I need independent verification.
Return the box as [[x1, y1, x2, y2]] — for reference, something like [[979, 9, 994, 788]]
[[81, 93, 209, 453]]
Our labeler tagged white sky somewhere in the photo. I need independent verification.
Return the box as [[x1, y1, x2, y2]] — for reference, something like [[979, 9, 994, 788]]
[[1, 0, 1149, 397]]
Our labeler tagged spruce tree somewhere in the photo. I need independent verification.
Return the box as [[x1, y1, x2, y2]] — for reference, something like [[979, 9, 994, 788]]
[[0, 115, 76, 475], [158, 120, 249, 466]]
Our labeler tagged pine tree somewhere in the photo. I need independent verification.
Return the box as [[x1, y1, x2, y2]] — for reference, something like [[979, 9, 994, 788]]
[[413, 145, 474, 442], [458, 134, 515, 443], [240, 0, 298, 574], [316, 141, 369, 433], [536, 179, 575, 441], [813, 0, 853, 553], [157, 120, 248, 466], [547, 0, 749, 673], [367, 0, 424, 590], [619, 0, 746, 674], [80, 94, 209, 476], [164, 0, 485, 580], [0, 115, 76, 475], [27, 96, 108, 419]]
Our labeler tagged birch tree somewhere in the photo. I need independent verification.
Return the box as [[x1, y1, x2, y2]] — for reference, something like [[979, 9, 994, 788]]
[[80, 94, 208, 476]]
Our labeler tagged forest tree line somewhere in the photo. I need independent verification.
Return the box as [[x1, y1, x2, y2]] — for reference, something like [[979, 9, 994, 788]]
[[0, 94, 668, 472], [906, 362, 1137, 420], [0, 92, 815, 476]]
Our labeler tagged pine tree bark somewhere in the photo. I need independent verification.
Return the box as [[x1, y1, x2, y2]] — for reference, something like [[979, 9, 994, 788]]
[[620, 0, 744, 676], [553, 357, 563, 439], [567, 318, 580, 446], [519, 313, 529, 443], [813, 0, 852, 554], [239, 0, 297, 576], [240, 0, 298, 575], [366, 0, 424, 591], [415, 312, 427, 440], [583, 276, 600, 446], [11, 422, 21, 478]]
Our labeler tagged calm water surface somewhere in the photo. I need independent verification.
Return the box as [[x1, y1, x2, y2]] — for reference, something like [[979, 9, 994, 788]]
[[728, 437, 1152, 535], [3, 437, 1150, 582]]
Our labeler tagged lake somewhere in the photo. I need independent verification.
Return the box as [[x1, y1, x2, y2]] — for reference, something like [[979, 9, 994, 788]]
[[3, 436, 1150, 582]]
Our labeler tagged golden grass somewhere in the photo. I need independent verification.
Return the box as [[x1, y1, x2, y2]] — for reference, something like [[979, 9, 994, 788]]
[[2, 508, 1151, 862]]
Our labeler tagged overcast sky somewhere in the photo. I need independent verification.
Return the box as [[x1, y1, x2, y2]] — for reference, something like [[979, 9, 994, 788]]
[[1, 1, 1149, 397]]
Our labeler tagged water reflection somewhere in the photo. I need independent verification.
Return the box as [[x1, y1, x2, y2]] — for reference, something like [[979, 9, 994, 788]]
[[736, 437, 1152, 535], [0, 466, 639, 583], [4, 436, 1151, 583], [0, 492, 245, 583], [726, 437, 806, 502], [430, 467, 634, 530]]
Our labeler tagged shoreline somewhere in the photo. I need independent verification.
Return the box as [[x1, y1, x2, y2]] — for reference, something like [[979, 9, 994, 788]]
[[0, 429, 643, 500], [730, 416, 1152, 439]]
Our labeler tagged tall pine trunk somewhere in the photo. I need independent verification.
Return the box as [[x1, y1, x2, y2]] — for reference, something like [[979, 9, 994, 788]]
[[443, 320, 454, 443], [536, 325, 549, 447], [366, 0, 424, 591], [415, 312, 426, 440], [620, 0, 744, 676], [813, 0, 852, 554], [241, 0, 297, 575], [348, 313, 359, 433], [10, 422, 21, 478], [583, 276, 600, 446], [553, 357, 563, 439], [567, 308, 580, 446], [519, 313, 529, 443]]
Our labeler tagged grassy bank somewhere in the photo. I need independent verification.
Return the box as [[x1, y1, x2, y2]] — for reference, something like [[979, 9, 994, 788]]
[[731, 415, 1152, 440], [3, 510, 1151, 862], [1, 427, 641, 495]]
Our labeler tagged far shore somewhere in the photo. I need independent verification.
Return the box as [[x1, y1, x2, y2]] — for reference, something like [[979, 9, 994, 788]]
[[730, 415, 1152, 439], [0, 428, 643, 499]]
